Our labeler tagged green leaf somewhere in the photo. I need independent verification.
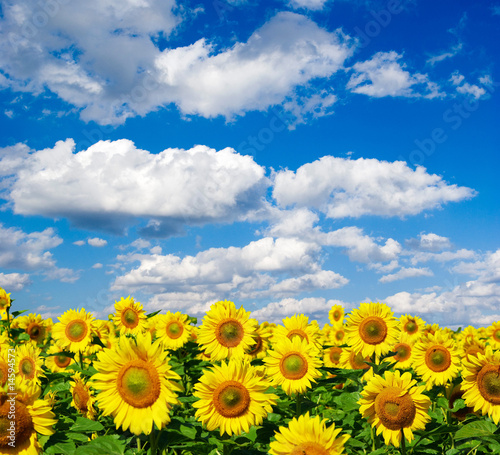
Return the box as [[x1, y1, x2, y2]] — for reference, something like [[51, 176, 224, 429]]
[[18, 332, 31, 341], [67, 432, 90, 442], [74, 436, 126, 455], [455, 420, 497, 440], [70, 417, 105, 432], [44, 440, 77, 455], [338, 391, 360, 412], [180, 424, 197, 439]]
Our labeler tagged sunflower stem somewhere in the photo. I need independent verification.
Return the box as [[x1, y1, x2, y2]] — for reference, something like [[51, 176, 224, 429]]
[[79, 351, 84, 371], [400, 430, 407, 455], [296, 393, 302, 417], [149, 426, 160, 455]]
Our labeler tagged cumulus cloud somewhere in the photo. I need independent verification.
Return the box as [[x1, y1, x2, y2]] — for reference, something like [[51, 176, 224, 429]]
[[287, 0, 330, 10], [347, 51, 441, 98], [406, 232, 452, 251], [88, 238, 108, 247], [1, 139, 267, 235], [379, 266, 433, 283], [410, 249, 477, 265], [272, 156, 476, 218], [0, 272, 31, 291]]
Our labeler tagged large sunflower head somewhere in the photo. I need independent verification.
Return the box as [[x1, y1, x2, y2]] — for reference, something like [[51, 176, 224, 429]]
[[359, 370, 431, 447], [112, 296, 148, 336], [70, 372, 96, 420], [345, 302, 400, 358], [263, 336, 322, 396], [197, 300, 257, 361], [92, 332, 182, 435], [461, 346, 500, 424], [272, 314, 322, 350], [155, 311, 192, 351], [193, 359, 277, 436], [269, 411, 350, 455], [412, 330, 461, 389], [52, 308, 95, 353]]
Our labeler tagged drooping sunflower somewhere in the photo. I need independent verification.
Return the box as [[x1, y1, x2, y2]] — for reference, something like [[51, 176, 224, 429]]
[[328, 304, 345, 325], [0, 388, 57, 455], [244, 322, 273, 361], [197, 300, 257, 361], [16, 343, 45, 395], [263, 336, 322, 396], [446, 383, 476, 421], [70, 372, 97, 420], [92, 332, 182, 436], [193, 359, 277, 436], [359, 369, 431, 447], [399, 314, 426, 342], [12, 314, 51, 345], [51, 308, 95, 354], [112, 296, 148, 336], [269, 411, 350, 455], [412, 330, 461, 389], [345, 302, 400, 358], [338, 347, 375, 382], [45, 344, 75, 373], [155, 312, 192, 350], [461, 346, 500, 424], [271, 314, 322, 350]]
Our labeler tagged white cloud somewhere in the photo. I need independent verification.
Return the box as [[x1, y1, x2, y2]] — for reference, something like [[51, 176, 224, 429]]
[[449, 72, 489, 99], [287, 0, 330, 10], [426, 43, 462, 66], [92, 263, 103, 269], [406, 232, 452, 251], [1, 139, 267, 235], [0, 272, 31, 291], [410, 248, 477, 265], [88, 237, 107, 247], [379, 266, 433, 283], [347, 51, 440, 98], [73, 240, 85, 246], [272, 156, 476, 218]]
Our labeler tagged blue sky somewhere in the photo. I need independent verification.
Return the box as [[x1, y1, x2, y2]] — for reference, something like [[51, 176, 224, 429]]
[[0, 0, 499, 328]]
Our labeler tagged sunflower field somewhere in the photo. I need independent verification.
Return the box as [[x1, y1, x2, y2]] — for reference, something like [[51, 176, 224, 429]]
[[1, 287, 500, 455]]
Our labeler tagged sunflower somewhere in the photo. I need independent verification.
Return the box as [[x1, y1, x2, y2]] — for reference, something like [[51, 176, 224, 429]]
[[328, 304, 345, 325], [245, 322, 272, 361], [0, 350, 9, 389], [455, 325, 481, 347], [263, 336, 322, 396], [338, 348, 375, 382], [269, 411, 350, 455], [399, 314, 426, 342], [51, 308, 95, 354], [45, 344, 75, 373], [92, 332, 182, 436], [359, 370, 431, 447], [70, 372, 97, 420], [486, 321, 500, 350], [0, 387, 56, 455], [345, 302, 400, 358], [112, 296, 148, 336], [13, 314, 51, 345], [197, 300, 257, 361], [329, 322, 347, 346], [0, 288, 11, 312], [461, 346, 500, 424], [155, 312, 191, 351], [391, 332, 416, 371], [271, 314, 322, 349], [412, 330, 461, 389], [324, 346, 343, 369], [446, 383, 476, 421], [16, 343, 45, 395], [193, 359, 277, 436]]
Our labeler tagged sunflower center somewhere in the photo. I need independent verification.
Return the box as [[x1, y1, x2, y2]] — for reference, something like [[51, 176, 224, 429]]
[[404, 321, 418, 335], [290, 442, 329, 455], [375, 387, 416, 431], [27, 323, 45, 342], [335, 330, 345, 341], [287, 329, 309, 343], [0, 397, 34, 448], [425, 346, 451, 372], [332, 310, 342, 322], [216, 319, 244, 348], [359, 317, 387, 345], [73, 383, 90, 412], [247, 335, 263, 355], [117, 359, 161, 408], [394, 343, 411, 362], [279, 352, 309, 380], [55, 354, 72, 368], [66, 319, 88, 342], [20, 358, 35, 379], [329, 347, 342, 364], [122, 308, 139, 328], [166, 321, 183, 339], [493, 330, 500, 342], [213, 381, 250, 417], [477, 365, 500, 405]]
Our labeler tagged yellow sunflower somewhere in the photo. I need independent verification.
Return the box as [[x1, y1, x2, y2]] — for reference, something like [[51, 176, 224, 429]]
[[112, 296, 148, 336], [271, 314, 322, 349], [0, 351, 9, 389], [446, 383, 476, 421], [269, 411, 350, 455], [263, 336, 322, 396], [244, 322, 273, 361], [412, 330, 461, 389], [70, 372, 97, 420], [12, 314, 51, 345], [0, 387, 56, 455], [51, 308, 95, 354], [193, 359, 277, 436], [461, 346, 500, 424], [399, 314, 426, 342], [0, 288, 11, 312], [345, 302, 400, 358], [197, 300, 257, 361], [359, 370, 431, 447], [155, 312, 191, 350], [391, 332, 416, 371], [324, 346, 344, 369], [16, 343, 45, 395], [486, 321, 500, 350], [328, 304, 345, 325], [338, 347, 375, 382], [92, 332, 182, 436], [45, 345, 75, 373]]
